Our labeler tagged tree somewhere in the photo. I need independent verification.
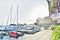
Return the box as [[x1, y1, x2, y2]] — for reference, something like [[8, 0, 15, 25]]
[[34, 23, 38, 26]]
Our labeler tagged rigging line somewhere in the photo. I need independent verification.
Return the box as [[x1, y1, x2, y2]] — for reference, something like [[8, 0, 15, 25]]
[[6, 4, 12, 25], [13, 12, 16, 24], [6, 14, 9, 25], [1, 18, 3, 26]]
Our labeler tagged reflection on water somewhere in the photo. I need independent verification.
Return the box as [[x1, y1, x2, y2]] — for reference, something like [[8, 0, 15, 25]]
[[0, 34, 33, 40], [3, 36, 10, 40], [0, 35, 23, 40]]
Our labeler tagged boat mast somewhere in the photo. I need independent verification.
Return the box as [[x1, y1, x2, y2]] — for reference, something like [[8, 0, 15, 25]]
[[6, 4, 12, 25], [17, 5, 18, 26], [10, 4, 12, 24]]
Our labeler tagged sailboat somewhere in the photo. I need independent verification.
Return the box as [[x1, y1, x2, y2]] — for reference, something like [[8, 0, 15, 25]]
[[4, 4, 40, 34], [4, 4, 17, 31], [0, 4, 24, 40], [7, 5, 24, 38]]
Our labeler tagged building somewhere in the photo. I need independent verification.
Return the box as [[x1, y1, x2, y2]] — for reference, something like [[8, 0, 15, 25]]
[[47, 0, 60, 21]]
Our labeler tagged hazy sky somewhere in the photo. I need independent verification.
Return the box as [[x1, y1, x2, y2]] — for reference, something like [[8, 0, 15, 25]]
[[0, 0, 49, 25]]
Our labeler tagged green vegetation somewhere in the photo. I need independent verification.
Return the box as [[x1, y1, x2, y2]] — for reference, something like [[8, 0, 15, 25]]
[[50, 4, 54, 13], [51, 24, 60, 40], [49, 24, 56, 30]]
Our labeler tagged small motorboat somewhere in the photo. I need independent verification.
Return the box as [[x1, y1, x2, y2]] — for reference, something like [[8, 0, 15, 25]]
[[8, 31, 24, 38], [5, 24, 18, 31]]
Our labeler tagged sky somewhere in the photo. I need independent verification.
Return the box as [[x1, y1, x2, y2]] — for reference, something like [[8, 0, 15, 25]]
[[0, 0, 49, 25]]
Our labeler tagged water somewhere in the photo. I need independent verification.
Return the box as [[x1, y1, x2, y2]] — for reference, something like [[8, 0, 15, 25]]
[[0, 31, 33, 40], [3, 36, 10, 40], [0, 34, 33, 40], [0, 36, 23, 40], [18, 37, 23, 40]]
